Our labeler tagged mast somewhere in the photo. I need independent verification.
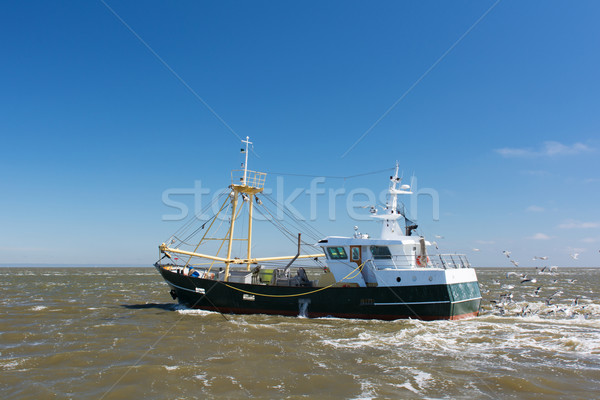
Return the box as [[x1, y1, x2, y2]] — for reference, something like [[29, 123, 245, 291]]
[[224, 190, 239, 281], [247, 194, 254, 271], [224, 136, 265, 281], [371, 161, 413, 239], [389, 162, 400, 212], [242, 136, 251, 185]]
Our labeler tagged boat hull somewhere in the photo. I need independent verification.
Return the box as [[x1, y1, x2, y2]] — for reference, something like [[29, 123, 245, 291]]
[[156, 266, 481, 321]]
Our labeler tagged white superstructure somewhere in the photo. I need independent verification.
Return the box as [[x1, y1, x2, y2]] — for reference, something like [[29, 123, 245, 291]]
[[318, 163, 477, 288]]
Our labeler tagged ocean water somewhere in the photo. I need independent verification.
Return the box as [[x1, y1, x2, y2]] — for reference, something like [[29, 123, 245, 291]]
[[1, 267, 599, 399]]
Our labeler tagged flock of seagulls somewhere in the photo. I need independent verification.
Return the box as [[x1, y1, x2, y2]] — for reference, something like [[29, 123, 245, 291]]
[[483, 261, 589, 317], [433, 235, 591, 264], [499, 249, 582, 269], [433, 235, 594, 318]]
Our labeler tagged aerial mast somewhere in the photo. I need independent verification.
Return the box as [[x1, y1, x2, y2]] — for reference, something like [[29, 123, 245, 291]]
[[242, 136, 252, 185], [224, 137, 266, 280]]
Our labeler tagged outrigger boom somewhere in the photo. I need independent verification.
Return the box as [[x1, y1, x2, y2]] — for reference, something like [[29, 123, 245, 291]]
[[159, 244, 324, 265]]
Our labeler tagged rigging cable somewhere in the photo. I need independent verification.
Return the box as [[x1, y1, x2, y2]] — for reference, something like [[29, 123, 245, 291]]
[[265, 167, 395, 180], [259, 192, 324, 243]]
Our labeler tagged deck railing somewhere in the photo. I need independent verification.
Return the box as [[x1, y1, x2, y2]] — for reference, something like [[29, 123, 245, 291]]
[[370, 254, 471, 270], [231, 169, 266, 189]]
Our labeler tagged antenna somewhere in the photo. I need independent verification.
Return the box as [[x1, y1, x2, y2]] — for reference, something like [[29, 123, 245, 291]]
[[241, 136, 252, 185]]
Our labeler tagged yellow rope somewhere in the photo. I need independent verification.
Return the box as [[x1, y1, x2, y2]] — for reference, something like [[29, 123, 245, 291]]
[[220, 261, 366, 298]]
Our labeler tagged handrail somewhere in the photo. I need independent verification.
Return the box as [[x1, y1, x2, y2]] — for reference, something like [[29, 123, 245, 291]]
[[371, 253, 472, 270], [231, 169, 266, 189]]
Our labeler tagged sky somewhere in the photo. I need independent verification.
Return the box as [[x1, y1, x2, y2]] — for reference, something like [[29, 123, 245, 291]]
[[1, 1, 599, 267]]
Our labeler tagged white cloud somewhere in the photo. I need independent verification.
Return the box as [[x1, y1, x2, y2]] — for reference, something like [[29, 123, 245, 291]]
[[496, 141, 593, 158], [528, 233, 552, 240], [558, 220, 600, 229], [526, 205, 544, 212]]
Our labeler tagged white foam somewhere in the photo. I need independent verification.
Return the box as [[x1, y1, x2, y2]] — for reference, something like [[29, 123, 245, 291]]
[[193, 373, 211, 386], [0, 358, 27, 370], [175, 305, 215, 316]]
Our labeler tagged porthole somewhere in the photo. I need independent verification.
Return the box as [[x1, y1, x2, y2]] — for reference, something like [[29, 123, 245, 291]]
[[396, 277, 401, 282]]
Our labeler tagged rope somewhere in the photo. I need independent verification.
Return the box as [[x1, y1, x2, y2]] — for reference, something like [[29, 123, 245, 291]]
[[265, 167, 395, 180], [183, 196, 230, 268], [257, 193, 323, 245], [166, 190, 226, 244], [219, 260, 367, 298]]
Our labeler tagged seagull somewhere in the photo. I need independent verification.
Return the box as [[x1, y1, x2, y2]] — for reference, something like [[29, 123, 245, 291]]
[[500, 292, 514, 302], [549, 290, 563, 299], [435, 235, 444, 239], [506, 271, 520, 278], [502, 250, 511, 258], [510, 260, 519, 267], [566, 279, 577, 284], [533, 256, 548, 260], [521, 276, 536, 284], [570, 253, 579, 260], [472, 248, 480, 252], [533, 286, 542, 296], [571, 296, 580, 306]]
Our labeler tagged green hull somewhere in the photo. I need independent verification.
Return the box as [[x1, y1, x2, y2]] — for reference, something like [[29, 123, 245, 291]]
[[157, 266, 481, 320]]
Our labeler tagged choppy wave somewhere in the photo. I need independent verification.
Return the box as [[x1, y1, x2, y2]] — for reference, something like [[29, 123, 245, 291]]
[[1, 267, 599, 399]]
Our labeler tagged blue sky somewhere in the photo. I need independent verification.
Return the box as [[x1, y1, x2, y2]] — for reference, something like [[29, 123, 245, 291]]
[[1, 1, 598, 267]]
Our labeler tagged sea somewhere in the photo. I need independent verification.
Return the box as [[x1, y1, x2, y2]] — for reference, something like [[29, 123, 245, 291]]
[[1, 267, 599, 400]]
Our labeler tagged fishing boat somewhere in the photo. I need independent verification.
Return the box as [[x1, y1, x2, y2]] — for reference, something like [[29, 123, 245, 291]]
[[155, 137, 481, 320]]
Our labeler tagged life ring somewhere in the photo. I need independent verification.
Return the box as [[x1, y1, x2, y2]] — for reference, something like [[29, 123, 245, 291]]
[[416, 255, 430, 267]]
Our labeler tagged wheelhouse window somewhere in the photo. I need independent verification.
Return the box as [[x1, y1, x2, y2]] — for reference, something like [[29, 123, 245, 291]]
[[327, 246, 348, 260], [370, 246, 392, 259], [351, 247, 360, 261]]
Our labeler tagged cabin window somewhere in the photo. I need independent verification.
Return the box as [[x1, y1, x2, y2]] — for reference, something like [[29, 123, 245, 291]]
[[327, 247, 348, 260], [370, 246, 392, 259], [351, 247, 360, 261]]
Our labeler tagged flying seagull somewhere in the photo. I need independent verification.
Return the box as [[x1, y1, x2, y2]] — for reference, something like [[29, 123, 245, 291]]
[[502, 250, 511, 258], [570, 253, 579, 260], [521, 276, 536, 284]]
